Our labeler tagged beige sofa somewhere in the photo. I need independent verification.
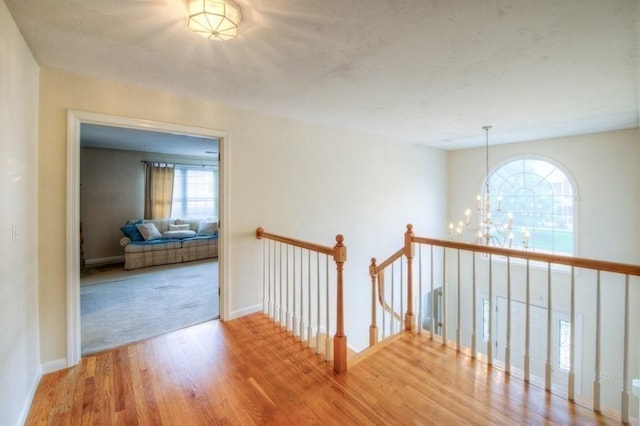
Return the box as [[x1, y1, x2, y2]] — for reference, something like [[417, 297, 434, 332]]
[[119, 218, 218, 270]]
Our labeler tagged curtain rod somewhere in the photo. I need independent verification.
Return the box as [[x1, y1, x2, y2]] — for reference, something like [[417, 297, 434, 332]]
[[140, 160, 217, 168]]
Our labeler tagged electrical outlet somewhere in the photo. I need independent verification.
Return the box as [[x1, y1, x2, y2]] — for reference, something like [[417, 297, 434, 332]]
[[11, 224, 17, 244]]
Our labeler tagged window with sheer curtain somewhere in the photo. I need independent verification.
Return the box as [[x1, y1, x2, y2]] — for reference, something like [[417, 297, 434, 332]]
[[171, 165, 218, 219]]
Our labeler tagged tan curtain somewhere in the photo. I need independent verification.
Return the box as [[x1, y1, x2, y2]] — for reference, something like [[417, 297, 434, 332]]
[[144, 162, 175, 219]]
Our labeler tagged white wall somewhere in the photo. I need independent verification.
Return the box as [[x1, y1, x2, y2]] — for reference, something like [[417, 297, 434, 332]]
[[447, 129, 640, 415], [38, 68, 446, 365], [0, 1, 41, 425]]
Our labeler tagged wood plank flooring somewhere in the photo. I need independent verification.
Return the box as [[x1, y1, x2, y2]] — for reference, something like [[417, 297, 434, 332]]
[[27, 313, 618, 425]]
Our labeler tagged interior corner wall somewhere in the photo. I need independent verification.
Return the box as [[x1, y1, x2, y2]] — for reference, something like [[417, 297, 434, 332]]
[[38, 68, 447, 363], [0, 1, 41, 425]]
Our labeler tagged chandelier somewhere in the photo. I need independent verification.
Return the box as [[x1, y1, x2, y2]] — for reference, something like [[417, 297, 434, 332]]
[[448, 126, 529, 249], [187, 0, 241, 41]]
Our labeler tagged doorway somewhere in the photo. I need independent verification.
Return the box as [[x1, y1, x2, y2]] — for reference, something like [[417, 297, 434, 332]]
[[66, 110, 229, 365]]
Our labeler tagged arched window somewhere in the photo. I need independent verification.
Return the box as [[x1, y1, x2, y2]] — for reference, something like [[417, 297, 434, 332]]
[[483, 157, 576, 255]]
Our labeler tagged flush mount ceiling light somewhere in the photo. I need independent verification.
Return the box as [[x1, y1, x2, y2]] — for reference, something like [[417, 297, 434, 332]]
[[187, 0, 240, 41]]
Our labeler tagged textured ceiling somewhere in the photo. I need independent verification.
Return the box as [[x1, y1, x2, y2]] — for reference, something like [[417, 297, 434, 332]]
[[5, 0, 639, 149]]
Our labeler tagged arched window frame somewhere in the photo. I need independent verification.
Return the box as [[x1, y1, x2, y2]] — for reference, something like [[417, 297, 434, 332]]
[[481, 154, 579, 257]]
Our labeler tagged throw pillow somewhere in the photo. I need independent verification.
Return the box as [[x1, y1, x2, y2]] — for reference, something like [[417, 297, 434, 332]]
[[197, 220, 217, 236], [136, 222, 163, 241], [169, 224, 189, 231], [120, 223, 145, 241], [162, 230, 197, 239]]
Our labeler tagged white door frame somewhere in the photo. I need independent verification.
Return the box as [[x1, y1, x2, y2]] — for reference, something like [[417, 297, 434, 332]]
[[66, 110, 230, 366]]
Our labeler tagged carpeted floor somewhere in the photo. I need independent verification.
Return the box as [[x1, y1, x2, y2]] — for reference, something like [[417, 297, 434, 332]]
[[81, 259, 219, 356]]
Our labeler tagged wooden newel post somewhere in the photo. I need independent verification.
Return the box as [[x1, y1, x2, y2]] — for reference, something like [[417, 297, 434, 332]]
[[332, 234, 347, 374], [369, 258, 379, 346], [404, 224, 415, 331]]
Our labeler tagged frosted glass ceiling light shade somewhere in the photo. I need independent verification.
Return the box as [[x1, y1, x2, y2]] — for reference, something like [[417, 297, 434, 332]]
[[188, 0, 240, 40]]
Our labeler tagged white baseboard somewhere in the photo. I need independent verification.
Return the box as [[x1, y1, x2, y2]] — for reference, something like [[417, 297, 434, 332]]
[[41, 358, 68, 374], [85, 255, 124, 266], [18, 365, 43, 426], [228, 303, 262, 320]]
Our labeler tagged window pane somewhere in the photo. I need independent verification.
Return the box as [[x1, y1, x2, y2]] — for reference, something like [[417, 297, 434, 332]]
[[485, 158, 574, 255], [171, 166, 218, 219]]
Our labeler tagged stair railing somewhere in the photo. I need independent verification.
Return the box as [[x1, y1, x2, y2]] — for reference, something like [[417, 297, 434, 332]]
[[370, 224, 640, 423], [369, 225, 418, 346], [256, 227, 347, 374]]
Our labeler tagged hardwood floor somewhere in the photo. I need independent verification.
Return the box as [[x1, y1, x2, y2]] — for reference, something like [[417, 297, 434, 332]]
[[27, 313, 617, 425]]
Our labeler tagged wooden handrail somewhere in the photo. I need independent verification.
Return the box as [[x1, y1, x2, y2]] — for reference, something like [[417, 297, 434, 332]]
[[370, 224, 640, 345], [256, 227, 334, 256], [413, 236, 640, 277], [377, 248, 404, 271], [256, 227, 347, 374]]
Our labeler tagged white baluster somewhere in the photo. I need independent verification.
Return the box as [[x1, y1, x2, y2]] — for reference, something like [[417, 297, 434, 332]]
[[442, 249, 446, 345], [326, 255, 331, 361], [418, 244, 423, 334], [487, 254, 492, 365], [545, 263, 552, 391], [594, 270, 601, 412], [292, 247, 297, 337], [307, 250, 312, 348], [400, 259, 404, 333], [262, 239, 267, 314], [299, 248, 305, 342], [621, 274, 630, 423], [456, 249, 461, 351], [505, 257, 511, 374], [286, 244, 290, 331], [568, 266, 575, 401], [316, 252, 321, 355], [278, 243, 286, 326], [391, 263, 395, 335], [382, 270, 387, 340], [269, 240, 274, 319], [525, 259, 530, 382], [430, 246, 435, 338], [471, 252, 476, 358]]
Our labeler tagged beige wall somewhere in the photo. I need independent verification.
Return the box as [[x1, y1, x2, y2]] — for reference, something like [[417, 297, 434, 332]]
[[80, 147, 145, 261], [0, 1, 40, 425], [38, 68, 447, 363]]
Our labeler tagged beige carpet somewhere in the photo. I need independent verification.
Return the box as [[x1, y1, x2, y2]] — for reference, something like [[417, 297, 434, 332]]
[[81, 259, 219, 355]]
